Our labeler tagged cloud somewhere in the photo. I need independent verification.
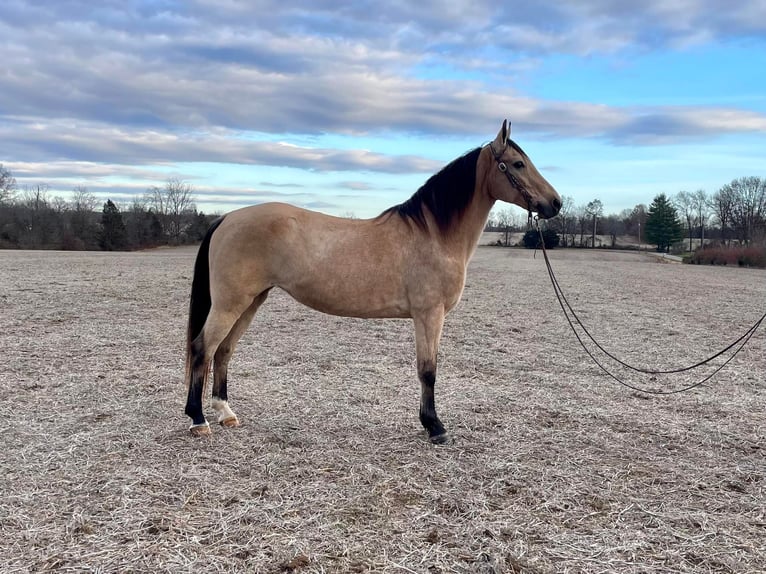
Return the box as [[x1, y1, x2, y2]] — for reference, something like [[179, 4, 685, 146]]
[[492, 1, 766, 55], [1, 0, 765, 214], [0, 119, 445, 173], [338, 181, 374, 191], [3, 1, 764, 143], [607, 107, 766, 145]]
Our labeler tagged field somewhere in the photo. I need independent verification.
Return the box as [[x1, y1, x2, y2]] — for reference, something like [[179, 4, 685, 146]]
[[0, 246, 764, 573]]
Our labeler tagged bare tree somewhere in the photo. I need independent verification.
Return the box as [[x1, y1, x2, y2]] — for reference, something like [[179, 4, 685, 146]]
[[674, 190, 695, 251], [124, 196, 162, 248], [602, 214, 624, 247], [22, 184, 50, 210], [494, 207, 518, 246], [553, 195, 576, 247], [576, 206, 589, 247], [727, 176, 766, 244], [1, 164, 16, 204], [19, 184, 60, 247], [71, 185, 98, 212], [584, 199, 603, 248], [711, 186, 735, 245], [51, 196, 70, 214], [691, 189, 710, 246], [66, 185, 100, 249], [146, 178, 197, 242], [630, 204, 647, 247]]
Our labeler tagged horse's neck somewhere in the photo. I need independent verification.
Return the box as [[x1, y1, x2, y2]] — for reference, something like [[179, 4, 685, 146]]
[[448, 183, 496, 263]]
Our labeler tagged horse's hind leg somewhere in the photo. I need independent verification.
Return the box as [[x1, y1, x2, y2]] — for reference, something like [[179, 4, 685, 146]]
[[413, 307, 448, 444], [185, 300, 253, 435], [211, 290, 270, 428]]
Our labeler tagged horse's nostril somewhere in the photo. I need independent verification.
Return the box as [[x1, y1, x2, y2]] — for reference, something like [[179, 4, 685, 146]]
[[552, 198, 562, 211]]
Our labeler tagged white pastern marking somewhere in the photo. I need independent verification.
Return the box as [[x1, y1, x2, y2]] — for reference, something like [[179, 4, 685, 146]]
[[211, 398, 237, 423]]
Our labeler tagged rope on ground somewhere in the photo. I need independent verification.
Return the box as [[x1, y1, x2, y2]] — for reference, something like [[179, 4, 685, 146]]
[[534, 219, 765, 395]]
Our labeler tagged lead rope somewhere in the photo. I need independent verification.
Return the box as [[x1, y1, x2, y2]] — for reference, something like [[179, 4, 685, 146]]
[[534, 218, 766, 394]]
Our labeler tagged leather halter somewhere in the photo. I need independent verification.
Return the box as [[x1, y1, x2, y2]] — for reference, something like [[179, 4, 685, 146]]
[[488, 141, 534, 219]]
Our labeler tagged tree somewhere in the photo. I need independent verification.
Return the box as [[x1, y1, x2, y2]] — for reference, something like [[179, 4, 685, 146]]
[[627, 204, 648, 247], [522, 228, 559, 249], [674, 190, 696, 252], [552, 195, 576, 247], [645, 194, 683, 253], [601, 214, 624, 248], [186, 211, 214, 241], [584, 199, 603, 248], [726, 176, 766, 245], [146, 178, 197, 242], [576, 206, 589, 247], [67, 185, 99, 249], [99, 200, 127, 250], [19, 184, 61, 248], [691, 189, 710, 246], [711, 186, 735, 245], [0, 164, 16, 204], [494, 207, 519, 246]]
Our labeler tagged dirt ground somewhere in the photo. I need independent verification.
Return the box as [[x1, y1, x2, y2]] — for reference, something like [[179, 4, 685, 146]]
[[0, 246, 764, 573]]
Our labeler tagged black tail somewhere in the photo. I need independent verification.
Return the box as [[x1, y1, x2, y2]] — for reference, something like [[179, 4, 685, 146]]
[[186, 216, 226, 355]]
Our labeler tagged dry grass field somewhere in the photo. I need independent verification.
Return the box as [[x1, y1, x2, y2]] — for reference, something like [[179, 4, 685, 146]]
[[0, 246, 764, 573]]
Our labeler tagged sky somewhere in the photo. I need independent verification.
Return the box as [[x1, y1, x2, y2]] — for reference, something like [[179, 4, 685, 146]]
[[2, 0, 766, 219]]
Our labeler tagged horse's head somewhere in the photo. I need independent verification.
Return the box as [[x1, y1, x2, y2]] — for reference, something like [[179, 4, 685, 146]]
[[486, 120, 562, 219]]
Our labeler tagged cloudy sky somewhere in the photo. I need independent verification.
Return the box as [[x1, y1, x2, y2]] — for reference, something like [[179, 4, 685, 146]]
[[2, 1, 766, 218]]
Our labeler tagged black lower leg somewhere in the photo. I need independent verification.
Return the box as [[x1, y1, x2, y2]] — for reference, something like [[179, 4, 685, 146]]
[[419, 368, 446, 441], [184, 342, 208, 426], [212, 365, 228, 404], [213, 376, 227, 402]]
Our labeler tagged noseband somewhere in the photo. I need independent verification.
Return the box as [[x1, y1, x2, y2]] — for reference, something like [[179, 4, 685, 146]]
[[489, 142, 534, 221]]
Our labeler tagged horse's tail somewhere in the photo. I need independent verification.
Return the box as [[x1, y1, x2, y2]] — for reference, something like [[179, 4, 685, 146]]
[[186, 216, 226, 380]]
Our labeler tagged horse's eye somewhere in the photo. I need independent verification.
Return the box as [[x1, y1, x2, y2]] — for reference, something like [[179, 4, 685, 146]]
[[513, 161, 525, 170]]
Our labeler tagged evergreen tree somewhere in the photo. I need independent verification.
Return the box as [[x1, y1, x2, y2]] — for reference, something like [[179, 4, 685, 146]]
[[187, 211, 212, 241], [645, 194, 682, 253], [99, 200, 127, 250], [522, 228, 560, 249]]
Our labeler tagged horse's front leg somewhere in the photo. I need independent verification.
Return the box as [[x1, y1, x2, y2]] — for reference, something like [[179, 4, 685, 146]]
[[413, 307, 448, 444]]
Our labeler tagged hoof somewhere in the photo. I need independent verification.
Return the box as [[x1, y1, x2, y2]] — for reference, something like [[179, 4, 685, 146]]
[[189, 421, 211, 436], [429, 432, 450, 445], [219, 416, 240, 428]]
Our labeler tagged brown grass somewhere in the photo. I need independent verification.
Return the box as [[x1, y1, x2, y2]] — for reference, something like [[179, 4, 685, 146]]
[[686, 245, 766, 268], [0, 247, 764, 573]]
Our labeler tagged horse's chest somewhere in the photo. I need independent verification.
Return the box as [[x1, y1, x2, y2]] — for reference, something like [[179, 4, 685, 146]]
[[409, 263, 466, 312], [443, 277, 466, 312]]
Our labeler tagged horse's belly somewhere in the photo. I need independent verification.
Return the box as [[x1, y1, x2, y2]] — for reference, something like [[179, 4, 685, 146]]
[[283, 281, 411, 319], [287, 290, 410, 319]]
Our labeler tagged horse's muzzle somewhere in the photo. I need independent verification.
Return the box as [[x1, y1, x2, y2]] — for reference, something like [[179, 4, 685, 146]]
[[536, 197, 562, 219]]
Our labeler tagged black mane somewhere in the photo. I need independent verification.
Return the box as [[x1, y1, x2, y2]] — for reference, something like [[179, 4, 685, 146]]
[[379, 146, 482, 234], [507, 139, 528, 158]]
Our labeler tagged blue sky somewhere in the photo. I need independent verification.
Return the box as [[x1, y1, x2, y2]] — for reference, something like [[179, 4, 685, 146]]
[[1, 0, 765, 218]]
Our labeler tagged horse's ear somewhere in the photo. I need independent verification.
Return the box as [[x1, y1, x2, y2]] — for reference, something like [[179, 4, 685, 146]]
[[493, 120, 508, 148]]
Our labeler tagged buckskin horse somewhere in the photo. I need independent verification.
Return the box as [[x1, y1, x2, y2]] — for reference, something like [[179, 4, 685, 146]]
[[184, 120, 561, 443]]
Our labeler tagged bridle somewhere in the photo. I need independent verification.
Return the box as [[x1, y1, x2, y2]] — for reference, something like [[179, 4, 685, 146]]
[[489, 141, 535, 223]]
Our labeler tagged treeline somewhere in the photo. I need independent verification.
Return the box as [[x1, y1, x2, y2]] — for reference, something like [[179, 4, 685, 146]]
[[487, 176, 766, 250], [0, 167, 217, 251]]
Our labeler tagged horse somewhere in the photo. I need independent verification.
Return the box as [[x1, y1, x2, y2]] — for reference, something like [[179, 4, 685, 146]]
[[184, 120, 562, 443]]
